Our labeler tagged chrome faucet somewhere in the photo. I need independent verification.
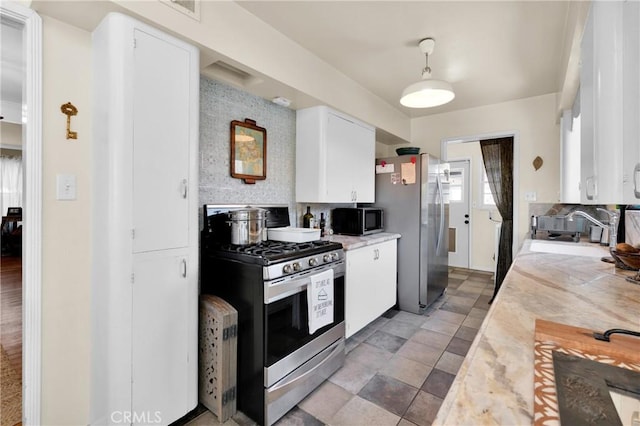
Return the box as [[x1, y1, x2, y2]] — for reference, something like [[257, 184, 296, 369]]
[[565, 208, 619, 247], [596, 207, 619, 248]]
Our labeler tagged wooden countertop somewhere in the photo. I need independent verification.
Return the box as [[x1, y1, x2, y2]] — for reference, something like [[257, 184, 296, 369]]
[[433, 239, 640, 425]]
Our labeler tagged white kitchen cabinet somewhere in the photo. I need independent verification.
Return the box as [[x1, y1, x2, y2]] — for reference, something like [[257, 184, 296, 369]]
[[132, 27, 192, 253], [622, 0, 640, 203], [344, 239, 397, 338], [132, 251, 191, 423], [296, 106, 375, 203], [580, 1, 640, 204], [91, 13, 199, 425]]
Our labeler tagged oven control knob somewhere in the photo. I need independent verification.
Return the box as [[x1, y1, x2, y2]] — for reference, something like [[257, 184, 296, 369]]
[[309, 257, 318, 266], [283, 264, 292, 274], [331, 252, 339, 261], [323, 254, 331, 263], [292, 262, 301, 272]]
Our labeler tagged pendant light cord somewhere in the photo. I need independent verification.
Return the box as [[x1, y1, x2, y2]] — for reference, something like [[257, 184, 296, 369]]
[[423, 52, 431, 78]]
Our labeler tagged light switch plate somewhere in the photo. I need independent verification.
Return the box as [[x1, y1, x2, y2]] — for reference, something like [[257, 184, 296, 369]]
[[524, 191, 537, 202], [56, 174, 77, 200]]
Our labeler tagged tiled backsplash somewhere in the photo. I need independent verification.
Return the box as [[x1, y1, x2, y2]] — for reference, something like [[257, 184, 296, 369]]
[[199, 77, 296, 221], [529, 203, 640, 246], [527, 203, 606, 218]]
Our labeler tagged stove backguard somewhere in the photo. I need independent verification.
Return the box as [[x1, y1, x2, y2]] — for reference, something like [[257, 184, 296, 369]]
[[203, 204, 290, 245]]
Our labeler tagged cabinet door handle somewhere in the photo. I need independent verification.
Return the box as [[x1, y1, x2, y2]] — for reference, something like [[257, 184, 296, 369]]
[[181, 179, 188, 199], [181, 259, 187, 278], [634, 163, 640, 199], [585, 176, 595, 201]]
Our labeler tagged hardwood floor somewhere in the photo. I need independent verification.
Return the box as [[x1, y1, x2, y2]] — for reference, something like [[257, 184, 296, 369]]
[[1, 255, 22, 374]]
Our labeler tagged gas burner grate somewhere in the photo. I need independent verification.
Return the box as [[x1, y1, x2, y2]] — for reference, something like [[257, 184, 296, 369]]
[[208, 239, 343, 265]]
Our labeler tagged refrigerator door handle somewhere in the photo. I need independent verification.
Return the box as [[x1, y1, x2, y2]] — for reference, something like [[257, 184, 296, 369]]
[[435, 173, 445, 254]]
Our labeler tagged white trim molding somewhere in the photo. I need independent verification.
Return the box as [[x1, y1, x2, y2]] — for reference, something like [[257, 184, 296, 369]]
[[1, 2, 42, 425]]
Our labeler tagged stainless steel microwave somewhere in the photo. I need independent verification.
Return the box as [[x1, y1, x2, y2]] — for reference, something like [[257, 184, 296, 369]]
[[331, 208, 384, 236]]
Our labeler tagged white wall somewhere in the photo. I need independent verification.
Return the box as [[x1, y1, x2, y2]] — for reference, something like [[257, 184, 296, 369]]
[[41, 15, 92, 425], [411, 93, 561, 247], [375, 141, 394, 158]]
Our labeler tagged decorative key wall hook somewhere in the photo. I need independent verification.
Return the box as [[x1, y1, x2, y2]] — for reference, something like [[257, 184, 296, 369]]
[[60, 102, 78, 139]]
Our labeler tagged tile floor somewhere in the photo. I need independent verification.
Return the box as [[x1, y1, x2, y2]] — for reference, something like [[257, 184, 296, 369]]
[[184, 268, 494, 426]]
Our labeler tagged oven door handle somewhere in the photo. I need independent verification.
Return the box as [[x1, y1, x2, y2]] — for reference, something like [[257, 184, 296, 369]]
[[267, 338, 344, 402], [265, 262, 345, 304]]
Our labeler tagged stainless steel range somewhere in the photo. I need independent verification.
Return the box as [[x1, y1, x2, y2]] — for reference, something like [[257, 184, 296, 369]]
[[200, 205, 345, 426]]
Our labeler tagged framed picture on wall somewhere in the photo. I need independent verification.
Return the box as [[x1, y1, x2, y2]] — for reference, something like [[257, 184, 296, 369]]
[[230, 118, 267, 184]]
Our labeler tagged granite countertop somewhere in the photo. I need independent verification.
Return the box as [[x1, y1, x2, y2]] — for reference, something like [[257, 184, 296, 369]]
[[434, 239, 640, 425], [323, 232, 401, 251]]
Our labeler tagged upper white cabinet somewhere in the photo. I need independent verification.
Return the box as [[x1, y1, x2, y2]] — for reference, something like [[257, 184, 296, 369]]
[[622, 1, 640, 203], [91, 13, 199, 425], [296, 106, 375, 203], [132, 28, 192, 253], [580, 1, 640, 204]]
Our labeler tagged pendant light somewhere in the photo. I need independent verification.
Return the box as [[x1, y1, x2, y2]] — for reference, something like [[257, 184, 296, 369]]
[[400, 38, 455, 108]]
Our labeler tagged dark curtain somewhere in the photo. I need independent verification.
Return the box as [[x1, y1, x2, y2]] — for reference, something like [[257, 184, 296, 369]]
[[480, 137, 514, 303]]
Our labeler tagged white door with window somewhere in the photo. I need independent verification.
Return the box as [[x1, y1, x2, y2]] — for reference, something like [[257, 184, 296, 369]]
[[448, 160, 470, 268]]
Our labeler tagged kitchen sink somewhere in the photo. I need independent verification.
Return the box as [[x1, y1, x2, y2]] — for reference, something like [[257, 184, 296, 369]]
[[529, 240, 608, 258]]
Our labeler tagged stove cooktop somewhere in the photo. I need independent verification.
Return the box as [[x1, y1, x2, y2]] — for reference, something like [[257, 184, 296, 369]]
[[207, 239, 343, 266]]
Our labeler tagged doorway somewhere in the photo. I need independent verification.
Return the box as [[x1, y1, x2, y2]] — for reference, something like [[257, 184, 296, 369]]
[[442, 133, 518, 274], [448, 160, 470, 268], [1, 14, 25, 426], [1, 2, 43, 424]]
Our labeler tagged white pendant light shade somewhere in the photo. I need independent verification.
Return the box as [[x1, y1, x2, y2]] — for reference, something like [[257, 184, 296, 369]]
[[400, 79, 455, 108], [400, 37, 454, 108]]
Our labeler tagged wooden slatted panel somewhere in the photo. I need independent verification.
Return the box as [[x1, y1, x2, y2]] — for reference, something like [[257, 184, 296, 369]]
[[199, 295, 238, 421]]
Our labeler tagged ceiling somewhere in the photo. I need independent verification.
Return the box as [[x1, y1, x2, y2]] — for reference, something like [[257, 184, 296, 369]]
[[3, 1, 584, 130], [235, 1, 577, 118]]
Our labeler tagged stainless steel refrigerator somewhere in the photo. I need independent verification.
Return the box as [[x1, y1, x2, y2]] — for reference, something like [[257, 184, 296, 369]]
[[374, 153, 449, 314]]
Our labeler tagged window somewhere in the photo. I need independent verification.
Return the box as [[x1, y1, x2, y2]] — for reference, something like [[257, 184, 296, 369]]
[[479, 167, 496, 209], [0, 154, 23, 216], [449, 168, 464, 203]]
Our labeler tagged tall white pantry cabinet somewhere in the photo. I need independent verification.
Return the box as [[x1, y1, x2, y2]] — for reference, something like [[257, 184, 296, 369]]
[[91, 13, 199, 425]]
